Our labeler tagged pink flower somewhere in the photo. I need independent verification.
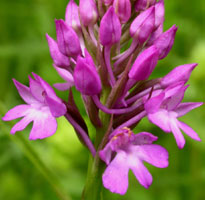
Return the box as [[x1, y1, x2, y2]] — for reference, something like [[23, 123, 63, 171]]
[[2, 74, 67, 140], [145, 83, 203, 148], [99, 128, 168, 194]]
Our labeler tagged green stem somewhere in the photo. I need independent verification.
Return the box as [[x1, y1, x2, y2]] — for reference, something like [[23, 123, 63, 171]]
[[81, 88, 111, 200], [0, 102, 72, 200]]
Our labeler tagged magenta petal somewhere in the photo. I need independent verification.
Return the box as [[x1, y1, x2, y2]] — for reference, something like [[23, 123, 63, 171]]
[[163, 84, 187, 111], [130, 159, 152, 189], [13, 79, 39, 105], [170, 119, 185, 149], [161, 63, 197, 87], [102, 151, 129, 195], [145, 92, 164, 113], [34, 73, 60, 102], [2, 105, 30, 121], [29, 114, 57, 140], [54, 65, 74, 83], [148, 109, 171, 132], [53, 83, 73, 91], [132, 132, 158, 145], [99, 144, 112, 165], [178, 121, 201, 141], [45, 95, 66, 118], [10, 116, 33, 134], [29, 76, 44, 102], [46, 34, 70, 68], [175, 102, 203, 117], [135, 144, 169, 168]]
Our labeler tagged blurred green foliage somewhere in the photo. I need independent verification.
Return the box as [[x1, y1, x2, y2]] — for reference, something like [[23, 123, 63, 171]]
[[0, 0, 205, 200]]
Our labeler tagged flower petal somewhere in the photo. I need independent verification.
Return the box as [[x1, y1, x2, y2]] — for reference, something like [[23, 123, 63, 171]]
[[2, 105, 30, 121], [29, 112, 57, 140], [45, 95, 67, 118], [132, 132, 158, 145], [10, 115, 33, 134], [29, 76, 44, 102], [133, 145, 169, 168], [102, 150, 129, 195], [53, 83, 73, 91], [170, 118, 185, 149], [178, 121, 201, 141], [13, 79, 39, 105], [175, 102, 203, 117], [54, 65, 74, 83], [129, 159, 152, 189], [148, 109, 171, 132]]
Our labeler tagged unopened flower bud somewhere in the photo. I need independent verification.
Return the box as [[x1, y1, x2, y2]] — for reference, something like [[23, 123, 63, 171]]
[[46, 34, 70, 68], [161, 63, 197, 87], [55, 19, 81, 58], [113, 0, 131, 23], [79, 0, 98, 26], [65, 0, 81, 33], [129, 45, 159, 81], [130, 6, 155, 44], [74, 55, 102, 95], [135, 0, 155, 12], [100, 6, 121, 46], [154, 25, 178, 59], [155, 0, 165, 28]]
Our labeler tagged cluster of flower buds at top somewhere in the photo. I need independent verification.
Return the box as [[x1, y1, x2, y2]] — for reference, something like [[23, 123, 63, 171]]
[[3, 0, 203, 196]]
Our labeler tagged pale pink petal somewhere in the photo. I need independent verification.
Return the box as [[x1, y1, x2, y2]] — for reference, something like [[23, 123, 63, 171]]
[[32, 73, 59, 101], [54, 65, 74, 83], [132, 145, 169, 168], [13, 79, 39, 105], [29, 112, 57, 140], [175, 102, 203, 117], [54, 83, 74, 91], [170, 119, 185, 149], [102, 151, 129, 195], [99, 144, 112, 165], [2, 105, 30, 121], [10, 116, 33, 134], [129, 159, 152, 189], [163, 85, 187, 111], [132, 132, 158, 145], [178, 121, 201, 141], [45, 95, 67, 118], [148, 109, 171, 132], [144, 92, 165, 114], [29, 76, 44, 102]]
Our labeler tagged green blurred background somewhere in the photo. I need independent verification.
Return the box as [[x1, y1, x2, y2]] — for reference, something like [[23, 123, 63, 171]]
[[0, 0, 205, 199]]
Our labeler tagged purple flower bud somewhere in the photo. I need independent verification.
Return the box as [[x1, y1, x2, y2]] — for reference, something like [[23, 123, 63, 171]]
[[129, 45, 159, 81], [154, 25, 178, 59], [65, 0, 81, 33], [74, 54, 102, 95], [130, 6, 155, 44], [55, 19, 81, 58], [161, 63, 197, 87], [147, 24, 163, 46], [79, 0, 98, 26], [46, 34, 70, 68], [102, 0, 113, 6], [135, 0, 156, 12], [100, 6, 121, 46], [113, 0, 131, 23], [155, 0, 165, 28]]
